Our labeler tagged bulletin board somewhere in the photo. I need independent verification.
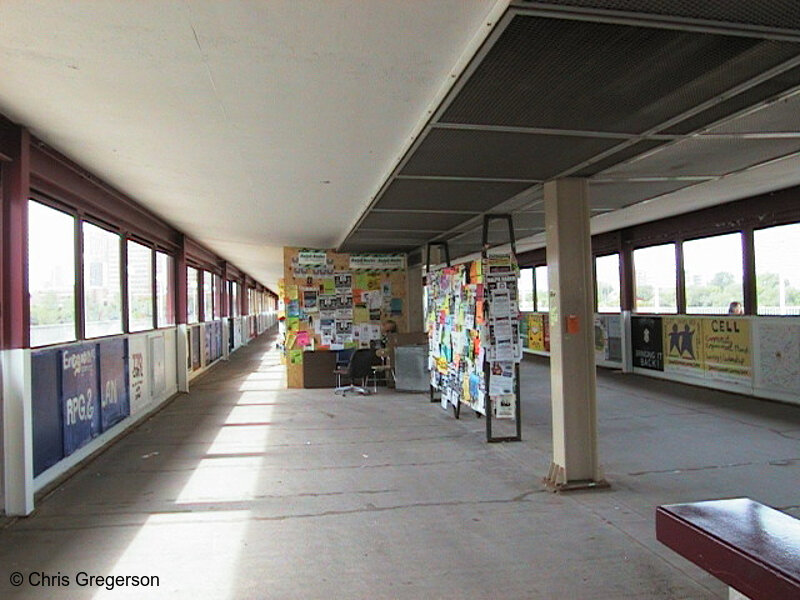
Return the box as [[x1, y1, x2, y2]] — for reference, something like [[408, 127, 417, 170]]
[[426, 254, 523, 441], [282, 247, 408, 388]]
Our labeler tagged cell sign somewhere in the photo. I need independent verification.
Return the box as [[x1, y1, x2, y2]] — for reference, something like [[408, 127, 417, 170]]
[[631, 316, 664, 371], [61, 343, 101, 455], [99, 338, 130, 431]]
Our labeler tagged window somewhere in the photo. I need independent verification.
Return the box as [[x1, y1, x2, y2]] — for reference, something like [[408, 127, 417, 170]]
[[213, 274, 223, 319], [595, 253, 621, 313], [203, 271, 213, 321], [633, 243, 677, 313], [156, 251, 175, 327], [755, 222, 800, 315], [231, 281, 240, 317], [684, 233, 743, 315], [534, 265, 549, 312], [28, 201, 76, 346], [83, 222, 122, 337], [187, 267, 199, 324], [518, 268, 534, 312], [127, 240, 153, 331]]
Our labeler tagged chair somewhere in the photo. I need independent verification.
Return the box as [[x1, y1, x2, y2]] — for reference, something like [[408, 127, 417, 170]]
[[333, 349, 355, 388], [334, 349, 381, 396]]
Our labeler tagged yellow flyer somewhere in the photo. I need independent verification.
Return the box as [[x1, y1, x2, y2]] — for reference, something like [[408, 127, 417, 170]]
[[702, 317, 750, 383]]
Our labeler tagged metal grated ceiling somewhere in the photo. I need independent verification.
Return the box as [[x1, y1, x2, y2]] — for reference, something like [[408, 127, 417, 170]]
[[340, 3, 800, 261], [519, 1, 800, 31]]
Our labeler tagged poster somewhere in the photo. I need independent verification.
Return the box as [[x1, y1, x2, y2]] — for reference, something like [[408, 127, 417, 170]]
[[62, 343, 101, 455], [702, 317, 750, 384], [334, 273, 352, 291], [289, 349, 303, 364], [150, 334, 167, 395], [527, 313, 548, 351], [631, 316, 663, 371], [754, 320, 800, 394], [129, 336, 150, 415], [302, 289, 318, 311], [594, 316, 608, 363], [99, 338, 130, 432], [489, 362, 514, 395], [663, 317, 704, 376]]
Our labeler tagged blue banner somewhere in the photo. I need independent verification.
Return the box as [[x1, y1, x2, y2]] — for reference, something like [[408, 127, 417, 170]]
[[62, 343, 101, 455], [99, 338, 130, 431], [32, 349, 64, 476]]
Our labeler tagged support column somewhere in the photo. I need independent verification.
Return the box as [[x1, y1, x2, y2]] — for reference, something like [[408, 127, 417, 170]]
[[175, 237, 189, 393], [1, 125, 34, 515], [542, 179, 606, 491]]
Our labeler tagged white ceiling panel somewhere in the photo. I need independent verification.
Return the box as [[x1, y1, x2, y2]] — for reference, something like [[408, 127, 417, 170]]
[[0, 0, 501, 288]]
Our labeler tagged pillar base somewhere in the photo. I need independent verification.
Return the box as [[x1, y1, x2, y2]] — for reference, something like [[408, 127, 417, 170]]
[[543, 461, 609, 493]]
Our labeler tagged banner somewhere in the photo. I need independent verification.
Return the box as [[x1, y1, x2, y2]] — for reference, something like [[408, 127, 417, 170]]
[[99, 339, 130, 431], [62, 343, 101, 455], [349, 254, 405, 270]]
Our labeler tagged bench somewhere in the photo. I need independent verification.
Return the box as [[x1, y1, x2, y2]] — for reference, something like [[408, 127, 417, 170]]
[[656, 498, 800, 600]]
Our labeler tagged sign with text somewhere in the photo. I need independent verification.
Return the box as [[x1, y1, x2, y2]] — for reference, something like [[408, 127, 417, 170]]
[[631, 316, 664, 371], [61, 343, 101, 455], [663, 316, 704, 376], [349, 254, 405, 270], [99, 338, 130, 431], [702, 317, 751, 384]]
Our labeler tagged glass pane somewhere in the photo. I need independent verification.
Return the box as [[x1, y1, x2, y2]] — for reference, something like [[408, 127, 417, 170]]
[[535, 265, 549, 312], [684, 233, 743, 315], [203, 271, 213, 321], [518, 268, 534, 312], [127, 241, 153, 331], [83, 222, 122, 337], [156, 252, 175, 326], [214, 274, 222, 319], [755, 222, 800, 315], [596, 253, 621, 313], [28, 201, 76, 346], [231, 282, 240, 317], [634, 243, 677, 313], [187, 267, 199, 324]]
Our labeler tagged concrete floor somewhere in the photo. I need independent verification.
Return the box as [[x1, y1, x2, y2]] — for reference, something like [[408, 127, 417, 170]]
[[1, 330, 798, 599]]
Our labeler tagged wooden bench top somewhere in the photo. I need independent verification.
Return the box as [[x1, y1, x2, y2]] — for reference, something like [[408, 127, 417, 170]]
[[656, 498, 800, 600]]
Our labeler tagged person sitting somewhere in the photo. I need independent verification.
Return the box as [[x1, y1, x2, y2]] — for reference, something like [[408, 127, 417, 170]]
[[728, 301, 744, 315]]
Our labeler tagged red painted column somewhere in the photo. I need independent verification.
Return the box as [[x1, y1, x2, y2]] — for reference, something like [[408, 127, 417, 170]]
[[175, 236, 187, 325], [1, 125, 30, 350]]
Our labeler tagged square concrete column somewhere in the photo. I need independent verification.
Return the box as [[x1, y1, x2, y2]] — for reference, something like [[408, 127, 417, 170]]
[[542, 179, 606, 490]]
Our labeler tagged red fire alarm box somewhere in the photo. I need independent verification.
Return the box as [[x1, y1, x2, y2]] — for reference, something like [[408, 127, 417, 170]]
[[566, 314, 580, 334]]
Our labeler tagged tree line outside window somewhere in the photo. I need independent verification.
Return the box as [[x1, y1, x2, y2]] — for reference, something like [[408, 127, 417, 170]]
[[516, 222, 800, 316]]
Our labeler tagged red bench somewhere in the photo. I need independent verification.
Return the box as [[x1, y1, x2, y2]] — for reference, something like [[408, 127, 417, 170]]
[[656, 498, 800, 600]]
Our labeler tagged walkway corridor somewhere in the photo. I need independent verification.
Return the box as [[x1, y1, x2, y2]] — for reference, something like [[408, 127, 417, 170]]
[[1, 330, 798, 599]]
